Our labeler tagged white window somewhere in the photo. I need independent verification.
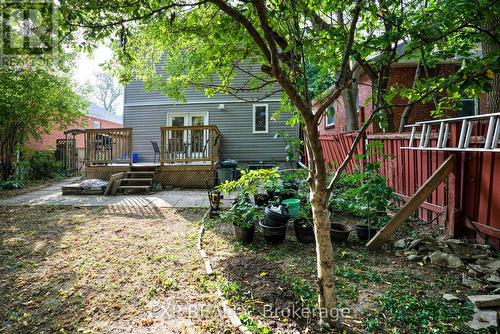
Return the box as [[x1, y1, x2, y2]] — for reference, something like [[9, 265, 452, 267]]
[[457, 98, 479, 117], [253, 104, 269, 133], [325, 105, 335, 127], [93, 121, 101, 129]]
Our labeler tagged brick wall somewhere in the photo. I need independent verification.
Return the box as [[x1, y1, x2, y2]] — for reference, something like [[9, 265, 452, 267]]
[[319, 63, 491, 135], [27, 115, 122, 151]]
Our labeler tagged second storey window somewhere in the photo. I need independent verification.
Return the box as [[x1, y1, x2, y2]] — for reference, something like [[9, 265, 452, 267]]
[[457, 98, 478, 117], [253, 104, 269, 133], [93, 121, 101, 129], [325, 105, 335, 127]]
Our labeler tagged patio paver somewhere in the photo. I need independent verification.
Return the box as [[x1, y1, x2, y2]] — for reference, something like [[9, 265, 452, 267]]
[[0, 177, 233, 208]]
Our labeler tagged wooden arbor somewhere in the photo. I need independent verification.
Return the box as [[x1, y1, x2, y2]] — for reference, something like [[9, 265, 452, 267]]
[[56, 129, 84, 173]]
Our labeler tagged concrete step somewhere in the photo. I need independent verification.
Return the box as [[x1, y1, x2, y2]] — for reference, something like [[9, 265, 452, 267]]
[[130, 165, 158, 172], [126, 171, 155, 178], [119, 178, 152, 186], [116, 185, 152, 194]]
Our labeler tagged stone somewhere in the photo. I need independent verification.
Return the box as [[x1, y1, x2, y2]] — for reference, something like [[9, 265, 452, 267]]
[[487, 275, 500, 284], [442, 293, 461, 302], [153, 183, 164, 192], [467, 264, 488, 275], [462, 274, 483, 290], [407, 238, 422, 249], [394, 239, 407, 249], [467, 309, 498, 330], [485, 260, 500, 273], [430, 250, 464, 268], [447, 239, 489, 260], [407, 254, 421, 261], [468, 295, 500, 308], [420, 240, 440, 252], [485, 284, 500, 292]]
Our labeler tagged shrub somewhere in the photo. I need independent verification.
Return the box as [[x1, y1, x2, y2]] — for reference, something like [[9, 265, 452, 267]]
[[25, 151, 64, 180], [0, 180, 25, 190]]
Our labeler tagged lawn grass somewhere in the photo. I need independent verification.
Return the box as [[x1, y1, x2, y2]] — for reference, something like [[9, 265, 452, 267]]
[[203, 215, 490, 333], [0, 206, 233, 333]]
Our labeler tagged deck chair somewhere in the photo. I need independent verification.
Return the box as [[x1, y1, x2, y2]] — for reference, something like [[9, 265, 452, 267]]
[[151, 141, 160, 164]]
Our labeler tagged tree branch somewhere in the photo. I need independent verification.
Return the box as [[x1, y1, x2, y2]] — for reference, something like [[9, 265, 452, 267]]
[[209, 0, 271, 62]]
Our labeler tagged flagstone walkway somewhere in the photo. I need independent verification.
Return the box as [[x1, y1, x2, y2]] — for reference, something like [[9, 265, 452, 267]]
[[0, 177, 233, 208]]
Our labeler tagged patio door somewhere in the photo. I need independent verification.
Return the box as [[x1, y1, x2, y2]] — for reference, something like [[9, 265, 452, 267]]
[[167, 112, 208, 160]]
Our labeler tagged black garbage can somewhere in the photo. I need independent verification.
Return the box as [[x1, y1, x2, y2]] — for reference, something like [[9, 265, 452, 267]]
[[217, 160, 238, 183]]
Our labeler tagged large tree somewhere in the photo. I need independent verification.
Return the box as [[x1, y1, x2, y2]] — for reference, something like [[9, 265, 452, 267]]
[[61, 0, 499, 325], [94, 71, 122, 114], [0, 65, 86, 180]]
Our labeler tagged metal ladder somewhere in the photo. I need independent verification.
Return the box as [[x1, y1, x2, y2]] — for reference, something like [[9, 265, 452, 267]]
[[402, 112, 500, 152]]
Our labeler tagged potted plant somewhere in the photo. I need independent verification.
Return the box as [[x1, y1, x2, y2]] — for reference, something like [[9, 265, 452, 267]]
[[330, 223, 352, 243], [220, 196, 260, 244], [217, 168, 280, 207], [293, 202, 315, 244], [264, 204, 289, 226], [259, 219, 288, 244], [348, 162, 396, 241]]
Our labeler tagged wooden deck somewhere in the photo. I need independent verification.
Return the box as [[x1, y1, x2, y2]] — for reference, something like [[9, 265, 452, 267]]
[[82, 126, 220, 188], [85, 164, 216, 189]]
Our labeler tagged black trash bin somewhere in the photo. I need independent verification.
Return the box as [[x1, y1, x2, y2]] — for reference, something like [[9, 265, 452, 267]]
[[217, 160, 238, 183]]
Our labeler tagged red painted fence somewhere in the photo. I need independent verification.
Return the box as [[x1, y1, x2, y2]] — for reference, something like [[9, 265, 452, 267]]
[[320, 127, 500, 248]]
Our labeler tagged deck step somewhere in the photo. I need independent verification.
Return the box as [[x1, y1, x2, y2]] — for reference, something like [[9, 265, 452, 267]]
[[119, 178, 152, 186], [116, 185, 152, 194], [126, 171, 155, 178], [130, 165, 158, 172]]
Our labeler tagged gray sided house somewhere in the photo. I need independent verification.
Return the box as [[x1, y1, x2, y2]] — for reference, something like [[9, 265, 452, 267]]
[[123, 62, 299, 168]]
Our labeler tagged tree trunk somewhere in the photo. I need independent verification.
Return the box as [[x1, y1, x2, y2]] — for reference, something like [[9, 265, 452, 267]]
[[482, 15, 500, 113], [399, 63, 422, 132], [302, 114, 337, 323], [342, 87, 358, 131], [311, 188, 336, 319]]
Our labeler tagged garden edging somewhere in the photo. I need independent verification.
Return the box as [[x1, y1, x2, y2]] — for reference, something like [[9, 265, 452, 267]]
[[197, 209, 252, 334]]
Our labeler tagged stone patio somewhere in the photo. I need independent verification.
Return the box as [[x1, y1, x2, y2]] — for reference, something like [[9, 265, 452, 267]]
[[0, 177, 234, 208]]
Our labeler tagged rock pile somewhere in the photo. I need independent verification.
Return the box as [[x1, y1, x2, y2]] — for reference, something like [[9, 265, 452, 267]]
[[467, 295, 500, 330], [393, 237, 499, 330]]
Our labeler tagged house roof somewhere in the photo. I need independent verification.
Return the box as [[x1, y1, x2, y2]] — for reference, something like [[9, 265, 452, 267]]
[[87, 103, 123, 125]]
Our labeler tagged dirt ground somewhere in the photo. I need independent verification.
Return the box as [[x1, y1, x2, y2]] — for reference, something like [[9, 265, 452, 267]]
[[0, 206, 234, 333], [203, 214, 492, 334]]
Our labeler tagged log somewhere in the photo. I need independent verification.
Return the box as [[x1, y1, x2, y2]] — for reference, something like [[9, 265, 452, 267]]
[[367, 154, 455, 249]]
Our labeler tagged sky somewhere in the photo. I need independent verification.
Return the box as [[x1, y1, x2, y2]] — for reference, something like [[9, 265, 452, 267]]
[[74, 45, 124, 116]]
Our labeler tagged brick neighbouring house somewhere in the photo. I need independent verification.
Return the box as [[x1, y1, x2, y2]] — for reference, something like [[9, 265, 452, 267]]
[[318, 62, 489, 136], [27, 103, 123, 151]]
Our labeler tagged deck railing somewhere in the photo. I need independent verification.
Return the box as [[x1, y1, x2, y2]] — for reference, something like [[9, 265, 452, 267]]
[[160, 125, 221, 167], [84, 128, 133, 166]]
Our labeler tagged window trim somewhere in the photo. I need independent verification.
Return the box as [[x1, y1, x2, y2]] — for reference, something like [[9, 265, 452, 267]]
[[252, 103, 269, 134], [325, 105, 335, 128], [93, 120, 101, 129], [459, 98, 479, 116]]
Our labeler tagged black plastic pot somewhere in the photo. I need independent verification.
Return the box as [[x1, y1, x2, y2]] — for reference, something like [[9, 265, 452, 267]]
[[330, 223, 352, 243], [254, 194, 271, 207], [293, 218, 315, 244], [259, 219, 287, 244], [233, 223, 255, 244], [355, 224, 379, 241], [264, 206, 289, 226]]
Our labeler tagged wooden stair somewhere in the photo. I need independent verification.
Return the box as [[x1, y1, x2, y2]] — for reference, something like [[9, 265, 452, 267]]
[[115, 166, 158, 194]]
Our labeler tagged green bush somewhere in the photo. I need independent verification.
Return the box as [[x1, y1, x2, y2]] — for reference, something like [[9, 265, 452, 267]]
[[28, 151, 64, 180], [0, 180, 25, 190]]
